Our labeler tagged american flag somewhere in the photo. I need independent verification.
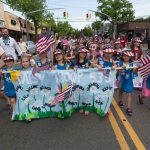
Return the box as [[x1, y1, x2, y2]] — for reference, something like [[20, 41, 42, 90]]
[[50, 84, 73, 106], [138, 52, 150, 79], [36, 33, 55, 53]]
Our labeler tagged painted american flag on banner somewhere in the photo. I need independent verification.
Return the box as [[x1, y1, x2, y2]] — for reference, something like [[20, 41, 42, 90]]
[[50, 84, 73, 106], [138, 52, 150, 79], [36, 33, 55, 53]]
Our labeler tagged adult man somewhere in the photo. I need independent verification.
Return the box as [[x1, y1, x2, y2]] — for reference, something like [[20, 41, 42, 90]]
[[0, 27, 22, 61], [18, 38, 28, 53]]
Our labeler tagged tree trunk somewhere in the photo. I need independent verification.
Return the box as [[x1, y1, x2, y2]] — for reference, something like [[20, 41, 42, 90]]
[[34, 19, 38, 42]]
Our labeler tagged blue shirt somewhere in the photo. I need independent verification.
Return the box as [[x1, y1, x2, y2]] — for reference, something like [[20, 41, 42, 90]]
[[54, 63, 70, 70], [98, 58, 113, 68], [3, 67, 20, 97], [71, 60, 91, 69], [36, 59, 52, 68]]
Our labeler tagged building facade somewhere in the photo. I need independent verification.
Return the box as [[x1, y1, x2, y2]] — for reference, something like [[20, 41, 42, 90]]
[[117, 21, 150, 42]]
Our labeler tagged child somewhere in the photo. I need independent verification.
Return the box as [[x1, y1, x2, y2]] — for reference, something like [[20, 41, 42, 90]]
[[21, 55, 33, 123], [98, 40, 105, 57], [2, 55, 20, 119], [71, 47, 91, 116], [21, 55, 33, 70], [130, 38, 143, 61], [113, 40, 122, 61], [53, 49, 70, 70], [71, 47, 91, 69], [36, 49, 52, 68], [117, 51, 137, 116], [96, 47, 116, 69]]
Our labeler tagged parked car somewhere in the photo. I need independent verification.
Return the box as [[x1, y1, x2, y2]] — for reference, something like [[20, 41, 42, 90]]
[[26, 41, 37, 54]]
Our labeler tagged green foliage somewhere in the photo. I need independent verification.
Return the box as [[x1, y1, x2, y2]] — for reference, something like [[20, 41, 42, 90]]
[[42, 12, 57, 32], [55, 21, 78, 36], [81, 25, 93, 36], [96, 0, 134, 23], [92, 21, 103, 30]]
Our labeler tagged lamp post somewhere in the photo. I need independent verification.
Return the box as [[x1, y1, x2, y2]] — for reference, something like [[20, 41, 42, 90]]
[[25, 8, 65, 40], [88, 10, 117, 39]]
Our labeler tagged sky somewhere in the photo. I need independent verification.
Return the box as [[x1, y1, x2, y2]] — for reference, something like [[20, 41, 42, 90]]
[[3, 0, 150, 29]]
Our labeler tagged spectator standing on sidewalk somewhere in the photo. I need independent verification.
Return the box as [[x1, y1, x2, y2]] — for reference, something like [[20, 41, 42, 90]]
[[18, 38, 28, 53], [0, 27, 22, 61]]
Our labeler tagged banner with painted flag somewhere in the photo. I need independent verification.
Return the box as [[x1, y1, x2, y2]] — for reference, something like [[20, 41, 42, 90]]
[[50, 84, 73, 106], [138, 53, 150, 79], [10, 69, 116, 121], [36, 32, 55, 53]]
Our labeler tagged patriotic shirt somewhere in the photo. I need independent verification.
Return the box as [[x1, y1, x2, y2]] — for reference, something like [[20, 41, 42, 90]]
[[133, 49, 143, 61], [138, 53, 150, 79]]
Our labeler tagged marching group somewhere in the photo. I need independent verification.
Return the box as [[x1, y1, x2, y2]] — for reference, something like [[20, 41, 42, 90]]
[[0, 26, 150, 122]]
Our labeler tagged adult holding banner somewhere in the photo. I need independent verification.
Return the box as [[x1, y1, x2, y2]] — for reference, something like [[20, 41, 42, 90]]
[[0, 27, 22, 61]]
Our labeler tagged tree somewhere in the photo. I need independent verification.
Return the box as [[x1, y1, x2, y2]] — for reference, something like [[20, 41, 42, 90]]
[[5, 0, 46, 36], [55, 21, 76, 36], [96, 0, 134, 38], [81, 25, 93, 36], [42, 12, 57, 33], [92, 21, 103, 35]]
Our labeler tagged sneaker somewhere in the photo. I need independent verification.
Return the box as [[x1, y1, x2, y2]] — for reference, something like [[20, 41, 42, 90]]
[[118, 101, 124, 108], [138, 95, 144, 104], [126, 108, 132, 116]]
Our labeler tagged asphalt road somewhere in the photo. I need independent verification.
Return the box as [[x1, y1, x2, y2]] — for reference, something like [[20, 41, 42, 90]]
[[0, 89, 149, 150]]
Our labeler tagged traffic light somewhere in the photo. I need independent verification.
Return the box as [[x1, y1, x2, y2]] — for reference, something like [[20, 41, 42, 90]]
[[86, 13, 91, 19], [86, 13, 89, 19], [63, 11, 69, 18]]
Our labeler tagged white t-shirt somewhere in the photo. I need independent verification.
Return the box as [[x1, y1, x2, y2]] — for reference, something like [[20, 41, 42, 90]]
[[0, 37, 22, 60], [18, 42, 27, 53]]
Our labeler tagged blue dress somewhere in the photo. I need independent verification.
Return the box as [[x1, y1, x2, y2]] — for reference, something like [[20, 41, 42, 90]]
[[118, 61, 134, 93], [3, 67, 20, 97]]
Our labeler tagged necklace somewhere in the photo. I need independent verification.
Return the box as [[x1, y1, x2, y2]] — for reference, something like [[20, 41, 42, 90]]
[[2, 36, 10, 46]]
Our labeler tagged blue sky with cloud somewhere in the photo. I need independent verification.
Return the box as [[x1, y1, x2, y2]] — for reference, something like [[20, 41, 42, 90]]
[[4, 0, 150, 29]]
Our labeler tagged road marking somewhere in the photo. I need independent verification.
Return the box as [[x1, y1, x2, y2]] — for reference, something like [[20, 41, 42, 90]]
[[108, 110, 130, 150], [112, 99, 146, 150]]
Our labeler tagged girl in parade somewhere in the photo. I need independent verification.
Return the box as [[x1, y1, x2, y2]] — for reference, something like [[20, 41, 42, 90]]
[[113, 40, 123, 61], [117, 51, 137, 116], [130, 38, 143, 61], [98, 40, 105, 57], [96, 47, 116, 70], [21, 54, 33, 71], [36, 49, 52, 68], [53, 49, 70, 70], [1, 55, 20, 119], [71, 46, 91, 115]]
